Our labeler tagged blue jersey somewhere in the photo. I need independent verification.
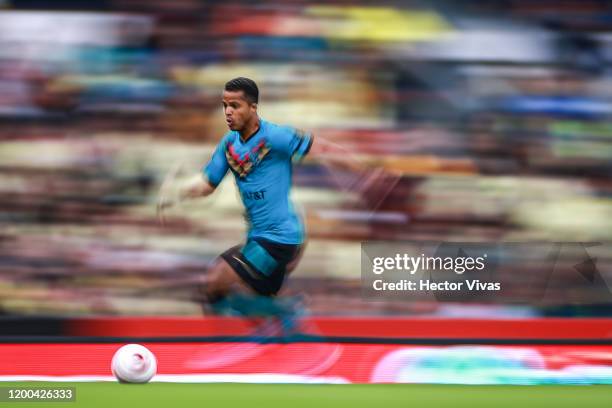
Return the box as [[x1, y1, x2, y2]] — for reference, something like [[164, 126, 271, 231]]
[[203, 119, 313, 245]]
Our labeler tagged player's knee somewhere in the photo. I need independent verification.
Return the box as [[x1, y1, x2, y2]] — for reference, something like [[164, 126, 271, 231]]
[[201, 259, 231, 302], [199, 281, 218, 303]]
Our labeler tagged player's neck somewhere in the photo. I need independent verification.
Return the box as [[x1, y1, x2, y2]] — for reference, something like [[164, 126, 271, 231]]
[[239, 117, 260, 142]]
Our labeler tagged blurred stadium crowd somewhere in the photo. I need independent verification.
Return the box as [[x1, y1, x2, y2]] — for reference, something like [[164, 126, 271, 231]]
[[0, 0, 611, 316]]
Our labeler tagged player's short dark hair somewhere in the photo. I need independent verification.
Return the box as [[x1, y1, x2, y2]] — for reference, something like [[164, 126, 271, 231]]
[[224, 77, 259, 104]]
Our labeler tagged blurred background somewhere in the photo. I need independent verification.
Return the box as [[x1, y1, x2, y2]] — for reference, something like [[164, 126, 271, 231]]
[[1, 0, 612, 318]]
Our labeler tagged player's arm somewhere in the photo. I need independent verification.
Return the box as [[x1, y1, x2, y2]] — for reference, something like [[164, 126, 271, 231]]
[[304, 134, 397, 199], [287, 128, 382, 179], [307, 135, 366, 173], [157, 174, 216, 217], [157, 139, 228, 218], [178, 175, 216, 201]]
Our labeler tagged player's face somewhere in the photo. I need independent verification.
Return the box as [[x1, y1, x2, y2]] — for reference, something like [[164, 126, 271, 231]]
[[222, 91, 257, 131]]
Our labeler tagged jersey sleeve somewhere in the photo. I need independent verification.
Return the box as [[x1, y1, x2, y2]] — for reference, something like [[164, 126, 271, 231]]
[[278, 127, 314, 163], [203, 138, 229, 187]]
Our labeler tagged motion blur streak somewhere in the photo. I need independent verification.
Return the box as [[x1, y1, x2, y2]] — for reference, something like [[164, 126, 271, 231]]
[[0, 0, 611, 319]]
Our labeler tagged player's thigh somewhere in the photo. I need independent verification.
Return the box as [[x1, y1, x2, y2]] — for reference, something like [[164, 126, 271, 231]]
[[206, 256, 256, 296]]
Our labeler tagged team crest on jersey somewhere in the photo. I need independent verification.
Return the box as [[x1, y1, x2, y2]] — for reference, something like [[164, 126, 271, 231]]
[[225, 139, 271, 178]]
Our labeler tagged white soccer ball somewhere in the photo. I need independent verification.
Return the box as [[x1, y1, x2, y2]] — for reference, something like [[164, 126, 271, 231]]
[[111, 344, 157, 383]]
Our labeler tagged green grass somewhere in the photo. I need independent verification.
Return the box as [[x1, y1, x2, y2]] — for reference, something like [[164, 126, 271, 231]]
[[2, 382, 611, 408]]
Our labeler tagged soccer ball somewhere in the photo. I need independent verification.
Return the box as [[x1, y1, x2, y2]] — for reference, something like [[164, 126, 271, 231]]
[[111, 344, 157, 383]]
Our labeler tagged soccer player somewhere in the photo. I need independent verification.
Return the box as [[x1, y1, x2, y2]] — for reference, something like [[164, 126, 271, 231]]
[[158, 77, 375, 308]]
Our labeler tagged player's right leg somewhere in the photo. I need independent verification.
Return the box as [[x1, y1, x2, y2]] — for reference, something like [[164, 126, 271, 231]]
[[196, 250, 256, 309]]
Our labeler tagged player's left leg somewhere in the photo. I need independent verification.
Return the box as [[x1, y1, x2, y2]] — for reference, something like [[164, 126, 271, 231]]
[[197, 238, 305, 325]]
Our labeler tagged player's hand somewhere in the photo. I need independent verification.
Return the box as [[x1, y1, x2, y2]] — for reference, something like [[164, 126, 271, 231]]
[[156, 193, 176, 226], [353, 166, 401, 212], [356, 166, 386, 195], [156, 163, 184, 227]]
